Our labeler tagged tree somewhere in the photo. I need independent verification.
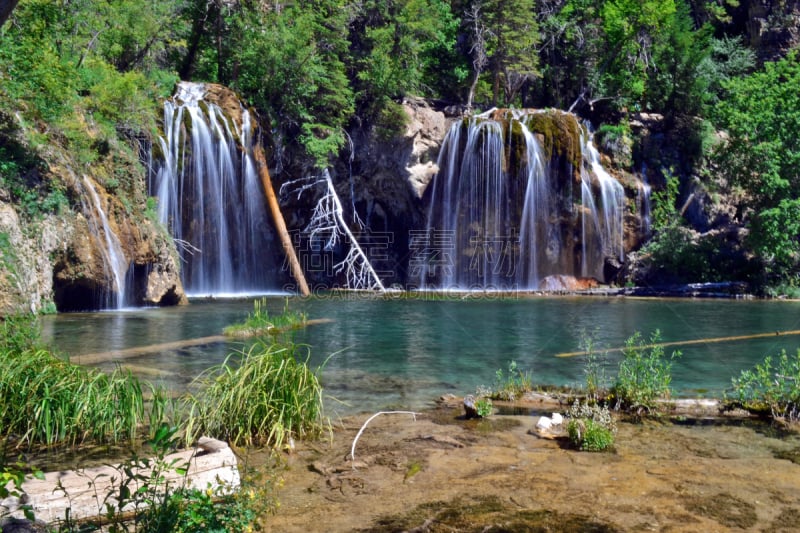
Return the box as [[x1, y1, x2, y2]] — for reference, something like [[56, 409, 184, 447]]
[[484, 0, 540, 105], [646, 1, 711, 117], [600, 0, 677, 106], [349, 0, 459, 117], [463, 1, 491, 110], [536, 0, 604, 109], [231, 1, 354, 168], [712, 52, 800, 279]]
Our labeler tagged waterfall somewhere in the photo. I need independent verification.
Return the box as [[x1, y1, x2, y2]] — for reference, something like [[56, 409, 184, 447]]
[[80, 175, 130, 308], [420, 109, 626, 290], [580, 127, 625, 279], [150, 82, 275, 295]]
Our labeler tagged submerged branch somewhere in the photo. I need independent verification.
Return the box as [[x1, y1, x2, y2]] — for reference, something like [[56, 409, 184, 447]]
[[349, 411, 420, 465]]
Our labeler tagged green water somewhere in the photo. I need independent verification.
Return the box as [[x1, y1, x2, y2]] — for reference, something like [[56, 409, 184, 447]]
[[41, 295, 800, 416]]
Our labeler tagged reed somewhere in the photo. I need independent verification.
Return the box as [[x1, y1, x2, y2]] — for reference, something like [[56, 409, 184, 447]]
[[182, 339, 324, 448], [0, 316, 168, 447]]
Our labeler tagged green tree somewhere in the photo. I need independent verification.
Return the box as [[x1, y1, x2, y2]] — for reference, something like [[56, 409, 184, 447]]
[[536, 0, 604, 109], [484, 0, 540, 105], [231, 1, 354, 168], [600, 0, 677, 106], [646, 1, 711, 117], [712, 52, 800, 279], [349, 0, 459, 119]]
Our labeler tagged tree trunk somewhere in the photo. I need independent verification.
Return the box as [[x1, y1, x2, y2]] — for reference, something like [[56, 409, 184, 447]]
[[252, 143, 311, 297], [0, 0, 20, 28]]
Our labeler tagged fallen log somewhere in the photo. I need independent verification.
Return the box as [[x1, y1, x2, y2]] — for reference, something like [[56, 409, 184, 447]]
[[555, 329, 800, 358]]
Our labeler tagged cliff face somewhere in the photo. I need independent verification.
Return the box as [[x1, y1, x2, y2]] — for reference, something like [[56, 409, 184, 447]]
[[745, 0, 800, 61], [0, 111, 185, 315]]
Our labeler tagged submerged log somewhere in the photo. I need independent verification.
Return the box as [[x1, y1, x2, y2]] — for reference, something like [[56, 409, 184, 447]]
[[0, 438, 239, 524]]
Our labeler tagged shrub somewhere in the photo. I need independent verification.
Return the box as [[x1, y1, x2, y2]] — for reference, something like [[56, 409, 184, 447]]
[[612, 330, 680, 413], [578, 334, 611, 403], [565, 400, 617, 452], [726, 349, 800, 422], [53, 424, 272, 533], [475, 397, 493, 418]]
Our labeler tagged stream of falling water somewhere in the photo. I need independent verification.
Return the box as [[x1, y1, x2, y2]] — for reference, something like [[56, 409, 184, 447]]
[[420, 109, 630, 290], [79, 175, 130, 309], [150, 82, 276, 295]]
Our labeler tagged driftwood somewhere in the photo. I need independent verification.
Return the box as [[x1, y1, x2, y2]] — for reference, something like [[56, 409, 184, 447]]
[[349, 411, 419, 465], [556, 329, 800, 358], [70, 319, 332, 365], [0, 438, 239, 524], [70, 335, 227, 365], [253, 143, 310, 297]]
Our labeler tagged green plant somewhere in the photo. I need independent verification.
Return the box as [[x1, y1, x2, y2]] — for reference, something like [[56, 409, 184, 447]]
[[578, 334, 610, 403], [1, 462, 44, 522], [726, 349, 800, 422], [475, 397, 493, 418], [223, 297, 307, 339], [491, 360, 532, 401], [0, 316, 168, 447], [612, 330, 680, 414], [182, 340, 325, 448], [565, 400, 617, 452]]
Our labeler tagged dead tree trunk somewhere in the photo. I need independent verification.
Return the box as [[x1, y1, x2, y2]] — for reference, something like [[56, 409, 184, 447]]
[[253, 143, 311, 297]]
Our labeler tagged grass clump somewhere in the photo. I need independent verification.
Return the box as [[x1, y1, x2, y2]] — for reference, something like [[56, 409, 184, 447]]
[[566, 400, 617, 452], [0, 315, 167, 447], [726, 349, 800, 422], [490, 360, 532, 401], [611, 330, 680, 414], [183, 340, 324, 448], [223, 297, 307, 339]]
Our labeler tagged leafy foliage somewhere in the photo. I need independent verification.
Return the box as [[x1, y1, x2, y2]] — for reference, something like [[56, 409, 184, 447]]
[[612, 330, 680, 413], [223, 297, 307, 339], [491, 360, 533, 401], [727, 349, 800, 422], [566, 400, 617, 452], [711, 52, 800, 281]]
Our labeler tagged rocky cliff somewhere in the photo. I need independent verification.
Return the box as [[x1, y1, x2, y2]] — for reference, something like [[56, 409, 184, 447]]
[[0, 110, 185, 315]]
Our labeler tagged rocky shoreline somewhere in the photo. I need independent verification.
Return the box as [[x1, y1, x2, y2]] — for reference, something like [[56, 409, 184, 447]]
[[263, 394, 800, 532]]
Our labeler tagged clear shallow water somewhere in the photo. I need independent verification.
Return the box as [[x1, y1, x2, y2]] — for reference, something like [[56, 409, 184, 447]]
[[41, 295, 800, 417]]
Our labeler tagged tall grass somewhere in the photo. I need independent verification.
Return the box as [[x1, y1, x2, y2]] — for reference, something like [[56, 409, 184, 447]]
[[183, 340, 324, 448], [0, 315, 167, 447]]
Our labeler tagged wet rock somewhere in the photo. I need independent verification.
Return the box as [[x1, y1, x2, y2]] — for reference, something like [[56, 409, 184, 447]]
[[463, 395, 480, 419]]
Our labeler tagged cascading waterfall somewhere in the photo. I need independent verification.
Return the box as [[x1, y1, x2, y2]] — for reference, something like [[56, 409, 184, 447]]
[[420, 109, 626, 290], [580, 127, 625, 279], [79, 175, 130, 308], [150, 82, 275, 295]]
